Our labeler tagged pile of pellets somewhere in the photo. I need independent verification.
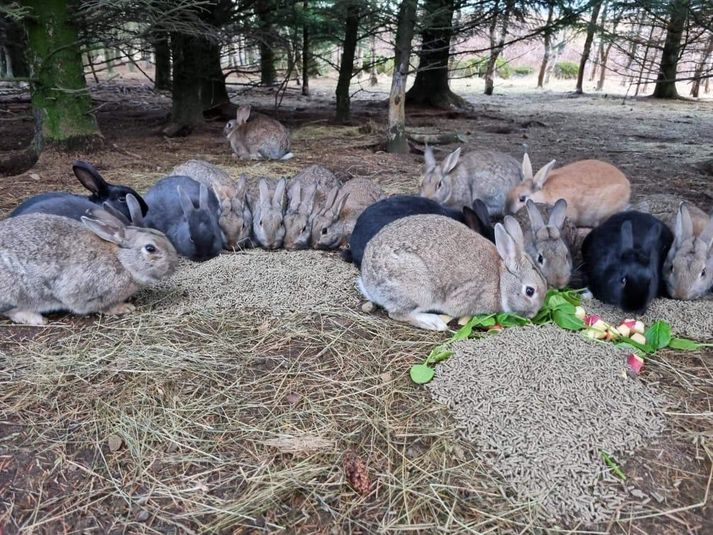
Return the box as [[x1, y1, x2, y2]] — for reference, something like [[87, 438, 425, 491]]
[[428, 324, 666, 523], [585, 296, 713, 341], [138, 250, 361, 315]]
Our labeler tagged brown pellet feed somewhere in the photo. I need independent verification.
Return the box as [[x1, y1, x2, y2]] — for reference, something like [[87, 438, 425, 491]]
[[428, 324, 666, 524], [584, 295, 713, 341], [136, 249, 361, 315]]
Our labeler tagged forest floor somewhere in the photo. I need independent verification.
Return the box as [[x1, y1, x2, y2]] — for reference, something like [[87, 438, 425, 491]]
[[1, 76, 712, 534]]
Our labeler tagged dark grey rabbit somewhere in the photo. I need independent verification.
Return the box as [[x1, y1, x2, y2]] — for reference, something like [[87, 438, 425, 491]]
[[344, 196, 495, 268], [582, 211, 674, 312], [11, 161, 148, 221], [144, 176, 224, 261]]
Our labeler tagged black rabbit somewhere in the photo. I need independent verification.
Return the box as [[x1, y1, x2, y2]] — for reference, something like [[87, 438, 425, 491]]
[[582, 211, 674, 312], [344, 195, 495, 268]]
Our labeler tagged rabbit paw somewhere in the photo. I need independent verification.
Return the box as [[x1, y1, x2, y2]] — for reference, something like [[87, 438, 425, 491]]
[[395, 311, 449, 331], [105, 302, 136, 316], [7, 310, 47, 326]]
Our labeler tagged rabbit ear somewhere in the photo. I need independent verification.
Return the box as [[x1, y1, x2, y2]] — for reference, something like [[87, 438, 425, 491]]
[[258, 179, 270, 205], [126, 193, 144, 226], [331, 191, 349, 218], [674, 202, 694, 246], [81, 215, 127, 247], [423, 144, 437, 171], [235, 175, 248, 199], [177, 186, 195, 217], [272, 179, 286, 209], [471, 199, 491, 224], [73, 161, 109, 196], [98, 201, 131, 225], [320, 186, 339, 216], [620, 220, 634, 252], [462, 206, 484, 235], [236, 105, 251, 124], [442, 147, 461, 175], [198, 183, 210, 210], [502, 215, 525, 248], [494, 222, 520, 273], [288, 182, 301, 212], [526, 199, 545, 232], [533, 160, 556, 190], [521, 152, 533, 181], [699, 216, 713, 250], [303, 183, 317, 214], [549, 198, 567, 229]]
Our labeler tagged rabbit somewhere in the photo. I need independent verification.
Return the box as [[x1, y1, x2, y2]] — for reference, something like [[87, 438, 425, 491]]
[[0, 212, 177, 326], [344, 196, 495, 268], [171, 159, 252, 248], [94, 193, 145, 228], [358, 214, 547, 331], [144, 176, 224, 261], [310, 178, 384, 250], [505, 154, 631, 227], [582, 211, 674, 313], [419, 145, 522, 217], [511, 199, 573, 289], [224, 105, 293, 160], [10, 160, 149, 221], [283, 165, 341, 250], [633, 193, 710, 236], [249, 178, 287, 250], [663, 203, 713, 300]]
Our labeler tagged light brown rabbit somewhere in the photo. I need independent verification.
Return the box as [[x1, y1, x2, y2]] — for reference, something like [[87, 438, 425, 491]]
[[283, 165, 340, 250], [634, 193, 709, 236], [0, 212, 177, 325], [224, 105, 293, 160], [512, 199, 573, 289], [664, 202, 713, 300], [171, 160, 252, 248], [358, 214, 547, 331], [505, 155, 631, 227], [419, 145, 522, 216], [310, 178, 384, 250], [248, 178, 287, 249]]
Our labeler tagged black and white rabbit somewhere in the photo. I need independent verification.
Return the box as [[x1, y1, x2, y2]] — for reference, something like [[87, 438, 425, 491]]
[[344, 196, 495, 268], [582, 211, 674, 312], [144, 176, 224, 262], [11, 161, 148, 221]]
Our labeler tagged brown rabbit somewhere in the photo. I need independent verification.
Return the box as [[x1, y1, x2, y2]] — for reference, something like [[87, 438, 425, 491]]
[[505, 155, 631, 227], [224, 105, 293, 160], [310, 178, 384, 250]]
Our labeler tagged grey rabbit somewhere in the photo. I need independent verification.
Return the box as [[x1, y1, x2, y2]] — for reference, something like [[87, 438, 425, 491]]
[[0, 212, 177, 325], [144, 176, 224, 261], [249, 178, 287, 250]]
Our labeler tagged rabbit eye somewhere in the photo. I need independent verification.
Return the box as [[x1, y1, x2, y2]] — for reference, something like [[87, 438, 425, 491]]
[[525, 286, 535, 297], [302, 226, 307, 233], [144, 244, 156, 253], [537, 254, 544, 265], [519, 195, 527, 203], [119, 195, 126, 203], [437, 181, 443, 190], [702, 268, 707, 278], [620, 276, 627, 285], [321, 228, 328, 235], [259, 219, 263, 226]]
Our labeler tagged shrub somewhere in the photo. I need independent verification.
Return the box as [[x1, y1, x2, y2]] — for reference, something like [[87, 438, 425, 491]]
[[375, 56, 394, 75], [495, 57, 512, 79], [513, 65, 534, 77], [554, 61, 579, 79]]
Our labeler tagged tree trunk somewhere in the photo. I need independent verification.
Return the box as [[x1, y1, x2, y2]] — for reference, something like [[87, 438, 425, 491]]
[[653, 0, 689, 98], [405, 0, 465, 108], [484, 0, 514, 96], [575, 0, 603, 94], [622, 9, 645, 86], [635, 24, 656, 96], [4, 16, 29, 78], [21, 0, 102, 152], [690, 34, 713, 97], [256, 0, 276, 86], [387, 0, 417, 154], [169, 32, 204, 131], [302, 0, 310, 95], [369, 33, 378, 86], [200, 40, 229, 109], [537, 5, 555, 88], [596, 41, 614, 91], [335, 1, 360, 123], [153, 34, 171, 90]]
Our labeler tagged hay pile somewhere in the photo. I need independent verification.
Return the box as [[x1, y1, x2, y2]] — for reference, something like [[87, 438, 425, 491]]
[[137, 249, 361, 315], [585, 296, 713, 341], [428, 324, 666, 524]]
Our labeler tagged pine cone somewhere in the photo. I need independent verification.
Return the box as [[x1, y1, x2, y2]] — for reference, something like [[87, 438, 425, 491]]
[[343, 450, 370, 495]]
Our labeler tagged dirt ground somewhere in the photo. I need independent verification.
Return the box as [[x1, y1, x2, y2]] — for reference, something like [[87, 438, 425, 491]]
[[1, 77, 712, 534]]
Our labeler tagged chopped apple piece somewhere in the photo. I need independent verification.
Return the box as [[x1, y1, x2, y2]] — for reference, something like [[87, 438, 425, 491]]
[[457, 315, 472, 326], [630, 332, 647, 345], [574, 306, 586, 321]]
